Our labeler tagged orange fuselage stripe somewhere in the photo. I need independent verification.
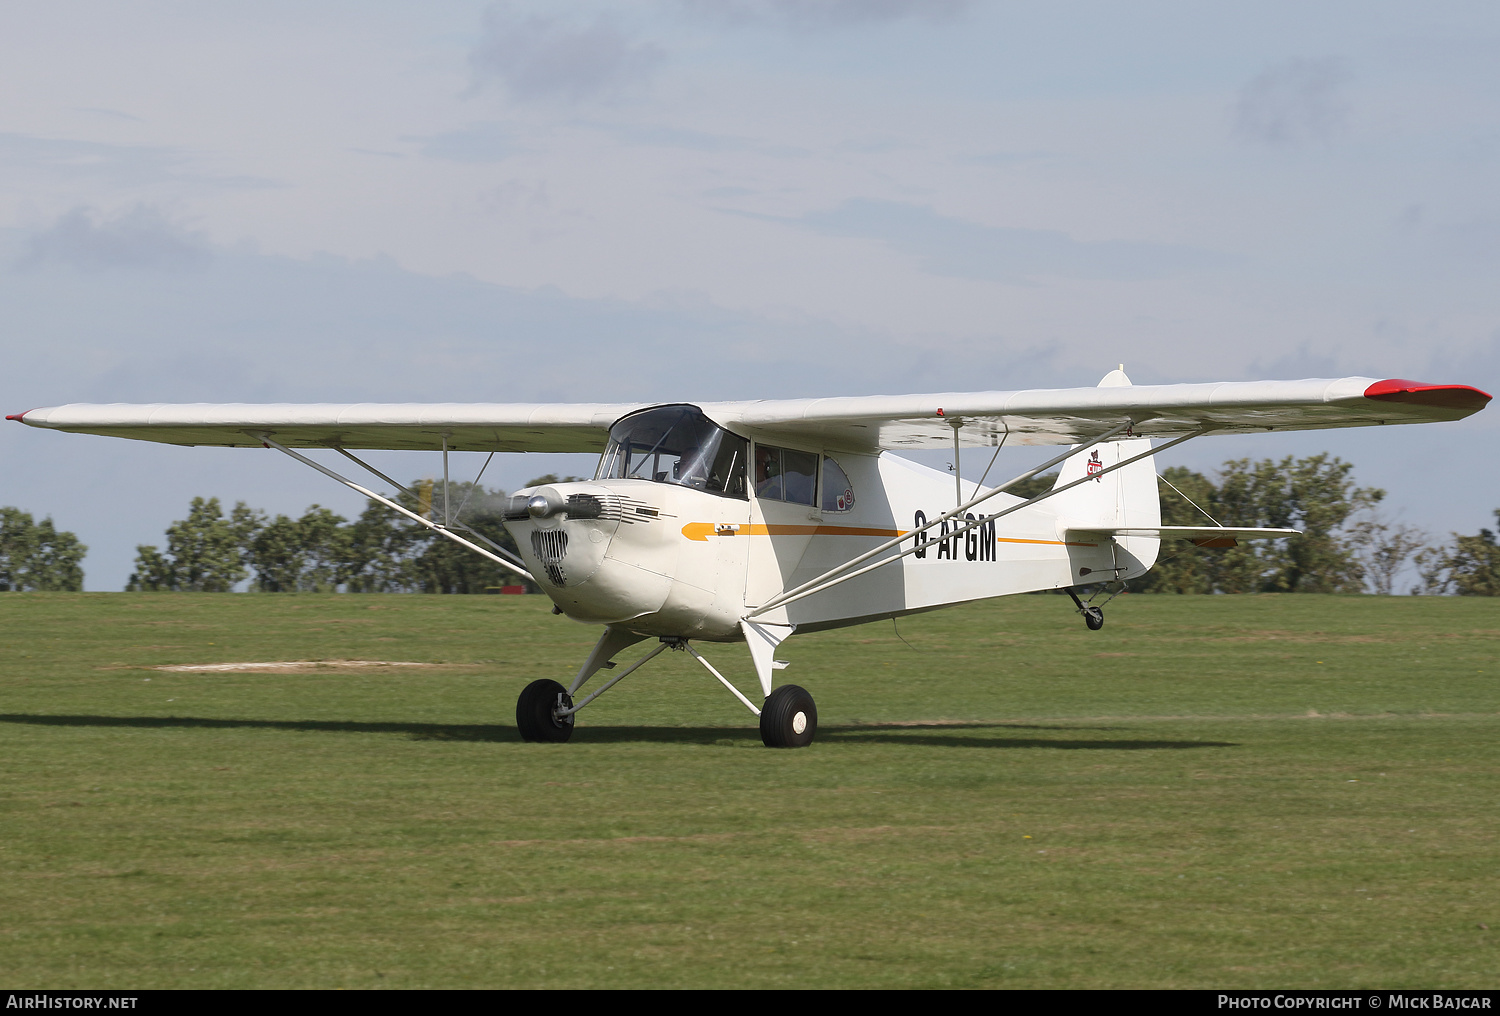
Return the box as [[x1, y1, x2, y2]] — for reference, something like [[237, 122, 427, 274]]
[[680, 522, 1096, 547]]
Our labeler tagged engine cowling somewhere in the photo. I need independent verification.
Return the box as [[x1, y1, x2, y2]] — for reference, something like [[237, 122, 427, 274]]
[[504, 479, 749, 639]]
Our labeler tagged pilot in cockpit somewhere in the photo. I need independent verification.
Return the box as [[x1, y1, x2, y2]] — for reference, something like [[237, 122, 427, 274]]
[[754, 445, 784, 500]]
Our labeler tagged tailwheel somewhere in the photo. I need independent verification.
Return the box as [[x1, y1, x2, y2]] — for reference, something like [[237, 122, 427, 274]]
[[516, 678, 575, 743], [760, 684, 817, 748], [1066, 588, 1106, 631]]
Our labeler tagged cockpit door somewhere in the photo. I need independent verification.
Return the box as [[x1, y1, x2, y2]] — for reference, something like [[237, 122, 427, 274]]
[[743, 442, 821, 608]]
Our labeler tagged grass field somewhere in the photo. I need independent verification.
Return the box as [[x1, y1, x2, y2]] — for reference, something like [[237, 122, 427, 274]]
[[0, 591, 1496, 988]]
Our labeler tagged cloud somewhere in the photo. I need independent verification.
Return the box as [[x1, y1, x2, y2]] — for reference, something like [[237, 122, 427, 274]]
[[604, 123, 754, 152], [0, 227, 1003, 407], [1233, 57, 1351, 147], [469, 3, 665, 102], [0, 133, 278, 190], [782, 199, 1237, 282], [74, 107, 145, 123], [17, 206, 211, 272], [409, 123, 519, 163], [678, 0, 973, 30], [1392, 205, 1500, 268]]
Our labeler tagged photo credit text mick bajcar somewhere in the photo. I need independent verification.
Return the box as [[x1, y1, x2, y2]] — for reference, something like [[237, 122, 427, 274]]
[[1219, 997, 1492, 1010]]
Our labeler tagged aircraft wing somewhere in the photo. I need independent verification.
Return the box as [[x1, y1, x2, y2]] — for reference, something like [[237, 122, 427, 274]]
[[8, 377, 1488, 452], [5, 402, 647, 452], [707, 377, 1491, 449]]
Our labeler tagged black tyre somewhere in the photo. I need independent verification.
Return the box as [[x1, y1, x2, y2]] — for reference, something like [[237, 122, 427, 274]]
[[1083, 606, 1104, 630], [516, 678, 575, 743], [760, 684, 817, 748]]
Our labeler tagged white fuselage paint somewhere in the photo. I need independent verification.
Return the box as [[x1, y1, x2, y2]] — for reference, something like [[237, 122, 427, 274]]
[[503, 434, 1161, 643]]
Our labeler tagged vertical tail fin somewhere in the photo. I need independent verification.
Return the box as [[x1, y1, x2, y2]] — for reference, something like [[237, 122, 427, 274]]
[[1043, 368, 1161, 577]]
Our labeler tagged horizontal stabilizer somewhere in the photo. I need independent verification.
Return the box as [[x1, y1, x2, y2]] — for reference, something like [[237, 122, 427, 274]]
[[1069, 525, 1300, 548]]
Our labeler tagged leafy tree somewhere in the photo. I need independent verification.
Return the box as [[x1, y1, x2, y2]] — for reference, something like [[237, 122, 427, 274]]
[[298, 507, 346, 591], [245, 505, 350, 592], [1201, 454, 1383, 593], [126, 545, 177, 592], [331, 480, 532, 593], [1002, 472, 1058, 502], [399, 481, 531, 593], [1420, 510, 1500, 596], [1134, 466, 1221, 594], [131, 480, 539, 594], [342, 500, 417, 592], [0, 507, 87, 591], [127, 497, 254, 591], [1348, 515, 1431, 596]]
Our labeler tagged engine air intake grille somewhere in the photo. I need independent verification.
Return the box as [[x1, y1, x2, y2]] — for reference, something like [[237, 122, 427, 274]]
[[530, 530, 569, 587]]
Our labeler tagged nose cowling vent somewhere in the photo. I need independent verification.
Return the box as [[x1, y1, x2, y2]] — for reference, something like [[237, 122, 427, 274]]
[[506, 491, 663, 524], [564, 494, 603, 519], [530, 529, 569, 587]]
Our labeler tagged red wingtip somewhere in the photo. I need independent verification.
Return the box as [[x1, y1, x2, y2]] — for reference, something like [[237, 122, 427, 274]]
[[1364, 379, 1492, 412], [6, 410, 36, 422]]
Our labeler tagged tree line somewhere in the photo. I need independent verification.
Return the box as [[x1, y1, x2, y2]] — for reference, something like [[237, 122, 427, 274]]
[[3, 455, 1499, 595], [124, 476, 565, 594], [1009, 453, 1489, 596], [0, 507, 87, 591]]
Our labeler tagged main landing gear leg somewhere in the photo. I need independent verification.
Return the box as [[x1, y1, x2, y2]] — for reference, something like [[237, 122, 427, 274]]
[[1066, 588, 1105, 631], [683, 639, 817, 749], [736, 620, 814, 747], [516, 628, 665, 743], [515, 629, 819, 748]]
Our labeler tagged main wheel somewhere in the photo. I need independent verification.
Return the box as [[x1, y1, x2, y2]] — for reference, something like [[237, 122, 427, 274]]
[[760, 684, 817, 748], [516, 679, 575, 743], [1082, 606, 1104, 630]]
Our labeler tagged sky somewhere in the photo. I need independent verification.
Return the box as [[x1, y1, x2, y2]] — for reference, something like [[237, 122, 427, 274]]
[[1, 1, 1497, 591]]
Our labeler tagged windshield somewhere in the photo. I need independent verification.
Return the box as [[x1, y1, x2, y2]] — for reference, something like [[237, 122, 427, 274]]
[[596, 405, 748, 498]]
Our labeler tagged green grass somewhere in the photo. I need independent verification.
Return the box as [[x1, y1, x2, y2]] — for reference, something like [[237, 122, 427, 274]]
[[0, 591, 1497, 988]]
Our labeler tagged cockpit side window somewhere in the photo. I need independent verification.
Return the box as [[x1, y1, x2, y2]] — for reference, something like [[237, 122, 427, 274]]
[[596, 405, 748, 499], [752, 444, 783, 500], [753, 443, 818, 507], [821, 456, 856, 512]]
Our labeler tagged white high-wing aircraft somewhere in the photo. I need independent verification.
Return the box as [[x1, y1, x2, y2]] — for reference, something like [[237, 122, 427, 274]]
[[11, 371, 1490, 747]]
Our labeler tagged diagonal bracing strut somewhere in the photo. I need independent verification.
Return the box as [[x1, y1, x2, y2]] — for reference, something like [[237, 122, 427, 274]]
[[746, 424, 1209, 619], [254, 433, 534, 582], [556, 641, 672, 717], [330, 445, 529, 573]]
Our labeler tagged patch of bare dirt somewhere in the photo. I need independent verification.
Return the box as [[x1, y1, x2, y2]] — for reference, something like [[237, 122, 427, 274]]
[[155, 659, 467, 673]]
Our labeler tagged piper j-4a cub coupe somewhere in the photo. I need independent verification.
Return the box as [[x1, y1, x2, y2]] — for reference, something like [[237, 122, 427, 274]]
[[11, 371, 1490, 747]]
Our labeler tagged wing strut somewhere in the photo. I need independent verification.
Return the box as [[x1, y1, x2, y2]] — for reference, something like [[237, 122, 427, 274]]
[[951, 418, 963, 509], [329, 444, 530, 574], [745, 424, 1209, 619], [254, 433, 535, 583]]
